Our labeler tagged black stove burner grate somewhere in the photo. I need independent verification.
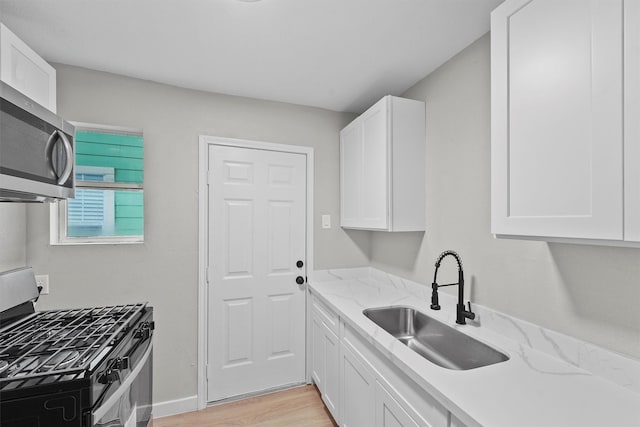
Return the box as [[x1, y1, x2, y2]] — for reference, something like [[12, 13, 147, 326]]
[[0, 303, 145, 389]]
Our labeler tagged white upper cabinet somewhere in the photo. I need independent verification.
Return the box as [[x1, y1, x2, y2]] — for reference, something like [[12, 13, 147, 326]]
[[340, 95, 425, 231], [491, 0, 640, 244], [0, 23, 57, 113]]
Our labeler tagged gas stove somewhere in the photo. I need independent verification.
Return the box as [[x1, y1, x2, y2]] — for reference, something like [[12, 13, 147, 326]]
[[0, 303, 147, 384], [0, 267, 154, 427]]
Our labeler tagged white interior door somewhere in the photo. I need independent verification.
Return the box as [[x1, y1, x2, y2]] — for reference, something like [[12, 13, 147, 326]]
[[207, 144, 307, 402]]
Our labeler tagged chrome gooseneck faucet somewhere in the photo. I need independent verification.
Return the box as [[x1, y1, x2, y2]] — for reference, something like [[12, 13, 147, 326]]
[[430, 250, 476, 325]]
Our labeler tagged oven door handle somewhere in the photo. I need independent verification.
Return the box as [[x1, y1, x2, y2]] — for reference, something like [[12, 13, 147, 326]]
[[92, 341, 153, 423]]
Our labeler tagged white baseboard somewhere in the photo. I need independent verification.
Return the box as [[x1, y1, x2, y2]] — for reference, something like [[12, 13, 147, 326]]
[[153, 395, 198, 419]]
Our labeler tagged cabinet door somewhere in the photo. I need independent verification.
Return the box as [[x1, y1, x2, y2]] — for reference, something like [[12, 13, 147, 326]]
[[376, 381, 420, 427], [323, 328, 340, 422], [360, 98, 389, 229], [311, 313, 324, 392], [311, 296, 340, 423], [491, 0, 624, 240], [0, 24, 56, 112], [341, 344, 375, 427], [340, 122, 363, 228]]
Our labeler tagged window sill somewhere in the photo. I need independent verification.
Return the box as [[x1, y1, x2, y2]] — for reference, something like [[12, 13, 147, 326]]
[[50, 238, 144, 246]]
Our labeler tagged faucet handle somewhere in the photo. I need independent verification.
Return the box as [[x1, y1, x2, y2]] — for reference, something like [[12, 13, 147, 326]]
[[465, 301, 476, 320]]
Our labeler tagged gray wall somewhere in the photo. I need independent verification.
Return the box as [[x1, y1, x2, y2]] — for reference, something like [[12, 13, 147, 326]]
[[25, 64, 369, 403], [0, 204, 26, 271], [371, 34, 640, 359]]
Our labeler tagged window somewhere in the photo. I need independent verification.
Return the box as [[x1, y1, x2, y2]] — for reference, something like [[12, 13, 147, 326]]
[[51, 123, 144, 244]]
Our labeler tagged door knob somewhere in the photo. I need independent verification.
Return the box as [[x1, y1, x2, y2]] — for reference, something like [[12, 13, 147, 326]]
[[296, 260, 304, 268], [296, 276, 305, 285]]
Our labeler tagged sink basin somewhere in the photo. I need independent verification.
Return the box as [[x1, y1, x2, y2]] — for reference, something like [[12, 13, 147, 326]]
[[363, 306, 509, 370]]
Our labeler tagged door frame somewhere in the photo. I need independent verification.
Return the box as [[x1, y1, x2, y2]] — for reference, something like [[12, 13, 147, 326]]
[[197, 135, 314, 409]]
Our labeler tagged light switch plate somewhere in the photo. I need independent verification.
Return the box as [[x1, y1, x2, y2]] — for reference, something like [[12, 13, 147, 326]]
[[322, 214, 331, 229]]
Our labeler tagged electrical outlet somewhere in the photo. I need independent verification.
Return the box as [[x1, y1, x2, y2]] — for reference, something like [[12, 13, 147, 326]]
[[35, 274, 49, 295]]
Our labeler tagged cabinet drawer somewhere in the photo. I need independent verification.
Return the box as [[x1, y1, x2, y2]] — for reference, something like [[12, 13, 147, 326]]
[[311, 294, 339, 335], [343, 324, 449, 427]]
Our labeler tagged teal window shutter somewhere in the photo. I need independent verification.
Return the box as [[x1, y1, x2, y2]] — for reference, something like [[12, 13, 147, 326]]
[[66, 128, 144, 240]]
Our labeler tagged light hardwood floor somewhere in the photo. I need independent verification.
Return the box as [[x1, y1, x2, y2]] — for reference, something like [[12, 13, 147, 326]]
[[151, 385, 338, 427]]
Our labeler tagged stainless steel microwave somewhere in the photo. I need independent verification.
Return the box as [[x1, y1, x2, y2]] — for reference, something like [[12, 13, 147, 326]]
[[0, 80, 75, 202]]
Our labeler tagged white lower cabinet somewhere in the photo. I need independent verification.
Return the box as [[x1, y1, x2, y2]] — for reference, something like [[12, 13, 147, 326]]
[[341, 343, 375, 427], [322, 328, 340, 420], [376, 381, 420, 427], [311, 292, 463, 427], [311, 312, 325, 388], [342, 324, 449, 427], [311, 296, 341, 423]]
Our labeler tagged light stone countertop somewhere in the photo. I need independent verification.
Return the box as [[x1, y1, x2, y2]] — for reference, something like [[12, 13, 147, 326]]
[[309, 268, 640, 427]]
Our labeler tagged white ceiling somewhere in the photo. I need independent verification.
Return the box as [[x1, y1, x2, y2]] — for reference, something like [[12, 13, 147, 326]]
[[0, 0, 503, 113]]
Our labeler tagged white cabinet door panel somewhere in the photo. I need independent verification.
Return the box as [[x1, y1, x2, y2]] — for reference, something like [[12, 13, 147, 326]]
[[323, 328, 340, 422], [492, 0, 624, 240], [311, 295, 340, 423], [311, 314, 324, 391], [361, 100, 389, 229], [0, 24, 56, 112], [341, 344, 375, 427], [340, 123, 363, 228], [376, 381, 420, 427]]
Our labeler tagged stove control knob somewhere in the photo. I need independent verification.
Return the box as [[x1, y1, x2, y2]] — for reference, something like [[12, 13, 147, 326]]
[[134, 322, 152, 340], [114, 357, 130, 370], [98, 369, 119, 384]]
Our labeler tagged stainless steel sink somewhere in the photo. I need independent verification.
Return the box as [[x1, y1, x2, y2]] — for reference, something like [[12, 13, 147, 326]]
[[363, 306, 509, 370]]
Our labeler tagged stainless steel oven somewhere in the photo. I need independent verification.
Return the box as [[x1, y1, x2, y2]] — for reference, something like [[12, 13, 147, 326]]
[[0, 267, 154, 427], [0, 80, 75, 202]]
